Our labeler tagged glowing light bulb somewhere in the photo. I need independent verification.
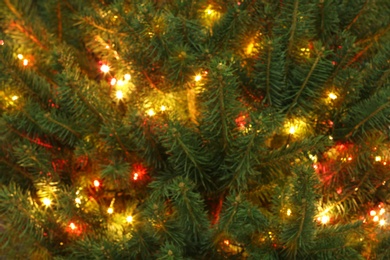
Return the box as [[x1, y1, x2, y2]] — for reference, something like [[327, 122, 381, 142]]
[[100, 64, 110, 73], [126, 215, 133, 223], [147, 109, 155, 117], [380, 208, 385, 215], [11, 95, 18, 101], [0, 40, 4, 45], [42, 198, 52, 206], [69, 223, 76, 230], [110, 78, 117, 85], [328, 93, 337, 100], [223, 240, 230, 245], [17, 54, 23, 59], [373, 216, 379, 222], [289, 126, 296, 134], [23, 59, 29, 66], [133, 173, 139, 180], [124, 74, 131, 81], [75, 197, 81, 204], [195, 75, 202, 82], [287, 209, 292, 216], [93, 180, 100, 187], [375, 156, 382, 162], [379, 219, 386, 226], [116, 90, 124, 99], [370, 210, 377, 216], [160, 105, 166, 111], [319, 215, 330, 224], [107, 207, 114, 214]]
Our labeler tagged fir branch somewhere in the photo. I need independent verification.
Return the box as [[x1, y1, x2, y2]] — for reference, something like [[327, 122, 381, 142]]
[[45, 113, 82, 139], [286, 0, 299, 58], [344, 0, 368, 31]]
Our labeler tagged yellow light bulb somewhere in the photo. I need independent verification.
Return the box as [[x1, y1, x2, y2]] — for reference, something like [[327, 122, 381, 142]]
[[107, 207, 114, 214], [320, 215, 330, 224], [147, 109, 155, 117], [42, 198, 52, 206], [69, 223, 76, 230], [110, 78, 117, 85], [380, 208, 386, 215], [75, 198, 81, 204], [375, 156, 382, 162], [117, 80, 124, 86], [17, 54, 23, 59], [289, 126, 296, 134], [379, 219, 386, 226], [160, 105, 166, 111], [11, 95, 18, 101], [126, 215, 133, 223], [287, 208, 292, 216], [124, 74, 131, 81], [100, 64, 110, 73], [373, 216, 379, 222], [328, 93, 337, 100], [23, 59, 29, 66], [116, 90, 124, 99], [195, 75, 202, 82]]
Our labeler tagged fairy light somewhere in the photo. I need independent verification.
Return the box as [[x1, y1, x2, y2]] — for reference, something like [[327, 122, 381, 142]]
[[0, 40, 4, 45], [23, 59, 29, 66], [110, 78, 117, 85], [117, 79, 125, 86], [246, 41, 255, 55], [289, 126, 296, 134], [133, 173, 139, 180], [195, 74, 202, 82], [379, 208, 385, 215], [124, 74, 131, 81], [287, 208, 292, 216], [379, 219, 386, 226], [370, 210, 377, 216], [223, 240, 230, 246], [100, 64, 110, 73], [373, 216, 379, 222], [17, 54, 23, 59], [115, 90, 124, 100], [147, 109, 155, 117], [11, 95, 18, 101], [93, 180, 100, 187], [160, 105, 166, 111], [107, 207, 114, 214], [69, 222, 76, 230], [42, 198, 52, 207], [126, 215, 133, 223], [375, 156, 382, 162], [317, 215, 330, 224], [328, 93, 337, 100]]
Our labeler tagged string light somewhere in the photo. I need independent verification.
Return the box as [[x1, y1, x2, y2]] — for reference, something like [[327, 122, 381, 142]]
[[23, 59, 29, 66], [11, 95, 18, 101], [100, 64, 110, 73], [115, 90, 124, 100], [0, 40, 4, 45], [147, 109, 155, 117], [42, 198, 52, 207], [17, 54, 23, 59], [318, 215, 330, 224], [287, 209, 292, 216], [379, 208, 385, 215], [107, 207, 114, 214], [160, 105, 166, 111], [117, 79, 124, 86], [289, 126, 296, 134], [375, 156, 382, 162], [69, 222, 76, 230], [133, 173, 139, 180], [373, 216, 379, 222], [195, 75, 202, 82], [223, 240, 230, 246], [379, 219, 386, 226], [110, 78, 117, 85], [328, 93, 337, 100], [370, 210, 376, 216], [75, 197, 81, 204], [124, 74, 131, 81], [126, 215, 133, 223], [93, 180, 100, 187]]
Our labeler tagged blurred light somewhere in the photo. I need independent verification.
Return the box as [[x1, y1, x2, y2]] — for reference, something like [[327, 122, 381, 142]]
[[373, 216, 379, 222], [100, 64, 110, 73], [116, 90, 124, 99], [195, 75, 202, 82], [107, 207, 114, 214], [42, 198, 52, 206], [147, 109, 155, 117], [126, 215, 133, 223], [17, 54, 23, 59], [375, 156, 382, 162], [160, 105, 166, 111], [0, 40, 4, 45], [319, 215, 330, 224], [370, 210, 377, 216], [23, 59, 29, 66], [117, 79, 124, 86], [93, 180, 100, 187], [328, 93, 337, 100], [11, 95, 18, 101], [133, 173, 139, 180], [223, 240, 230, 245], [380, 208, 386, 215], [287, 209, 292, 216], [124, 74, 131, 81], [110, 78, 117, 85], [289, 126, 296, 134], [379, 219, 386, 226], [69, 223, 76, 230]]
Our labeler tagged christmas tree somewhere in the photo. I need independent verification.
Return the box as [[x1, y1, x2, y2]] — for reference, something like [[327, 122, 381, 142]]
[[1, 0, 390, 258]]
